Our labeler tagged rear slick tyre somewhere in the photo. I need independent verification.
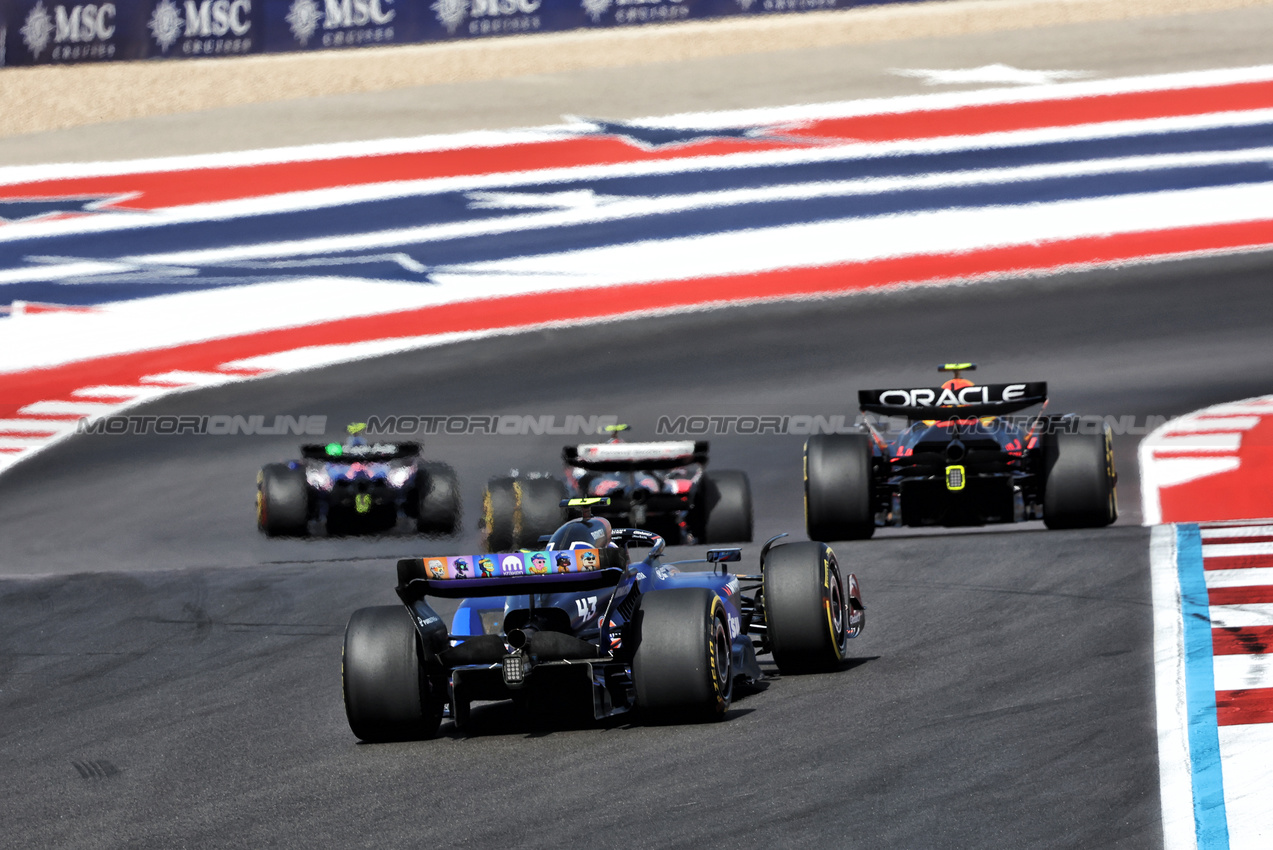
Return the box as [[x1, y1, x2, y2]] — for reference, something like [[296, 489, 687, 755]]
[[481, 477, 568, 551], [257, 463, 308, 537], [343, 606, 442, 742], [514, 477, 569, 549], [633, 588, 732, 722], [1042, 426, 1118, 529], [417, 462, 461, 536], [481, 477, 517, 552], [805, 434, 875, 541], [695, 470, 754, 544]]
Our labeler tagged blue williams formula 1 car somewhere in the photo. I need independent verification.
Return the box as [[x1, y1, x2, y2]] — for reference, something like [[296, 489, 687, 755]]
[[804, 364, 1118, 539], [256, 423, 461, 537], [342, 498, 864, 741], [480, 425, 753, 551]]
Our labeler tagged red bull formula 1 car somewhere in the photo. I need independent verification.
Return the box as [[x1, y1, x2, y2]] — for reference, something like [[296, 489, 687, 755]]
[[342, 498, 864, 741], [804, 364, 1117, 539], [257, 423, 460, 537], [480, 425, 752, 551]]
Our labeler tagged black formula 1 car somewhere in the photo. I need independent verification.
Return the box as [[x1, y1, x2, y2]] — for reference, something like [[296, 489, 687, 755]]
[[804, 364, 1117, 539], [341, 497, 865, 741], [257, 423, 460, 537], [479, 426, 753, 551]]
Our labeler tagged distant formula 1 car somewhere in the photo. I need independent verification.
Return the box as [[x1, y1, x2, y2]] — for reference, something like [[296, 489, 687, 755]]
[[342, 497, 865, 741], [480, 425, 752, 551], [804, 364, 1117, 539], [257, 423, 460, 537]]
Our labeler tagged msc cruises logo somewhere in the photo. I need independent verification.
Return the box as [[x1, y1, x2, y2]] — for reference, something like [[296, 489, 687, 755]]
[[20, 1, 117, 61], [20, 1, 54, 57], [286, 0, 394, 46], [431, 0, 465, 33], [432, 0, 540, 35], [284, 0, 321, 43], [581, 0, 610, 22], [148, 0, 252, 53]]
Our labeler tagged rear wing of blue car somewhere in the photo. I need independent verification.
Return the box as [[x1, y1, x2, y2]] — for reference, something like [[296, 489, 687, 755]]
[[858, 382, 1048, 420], [300, 441, 420, 461], [563, 440, 709, 471], [396, 547, 627, 599]]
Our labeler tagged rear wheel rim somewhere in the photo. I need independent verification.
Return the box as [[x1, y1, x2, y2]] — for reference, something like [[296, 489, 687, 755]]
[[829, 564, 846, 650], [712, 616, 731, 698]]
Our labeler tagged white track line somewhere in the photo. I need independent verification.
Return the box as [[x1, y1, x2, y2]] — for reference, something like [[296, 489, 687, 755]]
[[0, 419, 78, 434], [18, 401, 119, 416], [1210, 604, 1273, 629], [1213, 655, 1273, 691], [1150, 525, 1197, 850], [1219, 724, 1273, 850], [1204, 542, 1273, 559], [1205, 568, 1273, 588], [1202, 526, 1273, 539]]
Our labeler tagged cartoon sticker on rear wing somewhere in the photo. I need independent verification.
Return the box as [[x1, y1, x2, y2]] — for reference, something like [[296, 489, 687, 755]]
[[563, 440, 709, 471], [396, 547, 627, 599], [858, 382, 1048, 419]]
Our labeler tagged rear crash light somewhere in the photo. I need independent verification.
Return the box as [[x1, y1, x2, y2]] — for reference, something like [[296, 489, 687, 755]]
[[502, 653, 527, 687]]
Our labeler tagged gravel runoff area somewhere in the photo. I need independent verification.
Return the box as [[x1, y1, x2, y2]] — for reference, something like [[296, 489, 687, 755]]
[[2, 0, 1271, 139]]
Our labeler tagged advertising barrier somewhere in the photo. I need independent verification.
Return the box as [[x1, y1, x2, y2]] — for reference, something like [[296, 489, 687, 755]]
[[0, 0, 924, 67]]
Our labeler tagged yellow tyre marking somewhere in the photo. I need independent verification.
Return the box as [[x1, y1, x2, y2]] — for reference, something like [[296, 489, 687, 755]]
[[708, 597, 726, 708], [511, 481, 524, 547], [256, 469, 267, 527], [822, 552, 844, 661], [802, 442, 810, 527], [1105, 427, 1119, 520]]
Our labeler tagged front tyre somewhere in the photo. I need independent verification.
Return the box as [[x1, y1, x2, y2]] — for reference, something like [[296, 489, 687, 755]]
[[416, 462, 461, 536], [343, 606, 443, 742], [633, 588, 733, 722], [763, 541, 849, 674], [1042, 425, 1118, 529], [805, 434, 876, 541], [257, 463, 309, 537]]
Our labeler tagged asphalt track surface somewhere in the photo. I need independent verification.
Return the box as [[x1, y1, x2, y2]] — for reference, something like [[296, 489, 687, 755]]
[[5, 251, 1273, 847], [6, 9, 1273, 850]]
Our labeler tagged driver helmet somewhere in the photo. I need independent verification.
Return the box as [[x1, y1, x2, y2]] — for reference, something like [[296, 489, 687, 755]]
[[547, 516, 613, 550], [346, 422, 369, 447], [940, 377, 975, 408], [602, 423, 630, 444]]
